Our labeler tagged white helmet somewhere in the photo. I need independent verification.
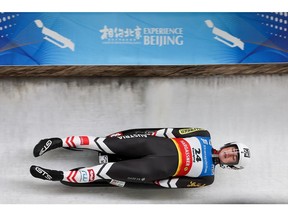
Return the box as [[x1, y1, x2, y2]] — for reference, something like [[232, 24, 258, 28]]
[[220, 142, 251, 170]]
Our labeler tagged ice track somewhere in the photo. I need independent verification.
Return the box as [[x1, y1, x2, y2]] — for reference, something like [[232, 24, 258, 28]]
[[1, 76, 288, 203]]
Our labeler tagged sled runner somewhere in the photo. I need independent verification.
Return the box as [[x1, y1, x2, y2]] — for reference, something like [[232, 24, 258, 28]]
[[60, 179, 115, 187]]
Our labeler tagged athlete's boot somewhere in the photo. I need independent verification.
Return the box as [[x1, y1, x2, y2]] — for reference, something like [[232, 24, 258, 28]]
[[33, 138, 63, 157], [30, 165, 63, 181]]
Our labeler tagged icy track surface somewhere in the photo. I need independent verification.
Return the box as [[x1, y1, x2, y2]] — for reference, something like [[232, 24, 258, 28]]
[[1, 76, 288, 204]]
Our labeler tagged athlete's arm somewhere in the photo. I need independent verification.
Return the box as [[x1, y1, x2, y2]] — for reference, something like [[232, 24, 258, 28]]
[[153, 128, 210, 138], [154, 176, 214, 188], [107, 128, 210, 138], [107, 128, 161, 137]]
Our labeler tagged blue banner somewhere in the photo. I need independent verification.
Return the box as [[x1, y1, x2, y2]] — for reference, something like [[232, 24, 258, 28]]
[[0, 12, 288, 65]]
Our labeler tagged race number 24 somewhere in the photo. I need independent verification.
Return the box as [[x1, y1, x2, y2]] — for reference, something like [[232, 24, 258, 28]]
[[193, 148, 202, 162]]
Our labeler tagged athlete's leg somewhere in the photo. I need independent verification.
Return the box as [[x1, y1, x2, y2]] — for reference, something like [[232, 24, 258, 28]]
[[103, 136, 178, 158], [33, 135, 177, 159], [106, 155, 178, 182], [30, 163, 113, 183], [33, 136, 111, 157], [31, 154, 178, 184]]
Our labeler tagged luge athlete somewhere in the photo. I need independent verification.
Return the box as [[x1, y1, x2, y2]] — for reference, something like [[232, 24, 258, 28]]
[[30, 128, 251, 188]]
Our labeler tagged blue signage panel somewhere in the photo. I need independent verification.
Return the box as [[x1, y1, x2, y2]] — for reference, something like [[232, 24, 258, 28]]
[[0, 12, 287, 65]]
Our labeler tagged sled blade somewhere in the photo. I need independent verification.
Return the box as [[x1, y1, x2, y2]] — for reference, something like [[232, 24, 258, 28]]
[[60, 180, 116, 187]]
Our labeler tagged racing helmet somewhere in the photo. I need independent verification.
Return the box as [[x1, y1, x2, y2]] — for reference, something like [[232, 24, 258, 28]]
[[219, 142, 251, 170]]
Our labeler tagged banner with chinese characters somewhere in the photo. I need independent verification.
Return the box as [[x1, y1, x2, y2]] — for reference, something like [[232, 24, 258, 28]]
[[0, 12, 288, 65]]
